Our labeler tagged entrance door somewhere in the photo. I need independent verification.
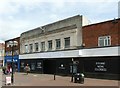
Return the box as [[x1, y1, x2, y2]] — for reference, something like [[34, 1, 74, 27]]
[[43, 60, 56, 74], [70, 65, 77, 74]]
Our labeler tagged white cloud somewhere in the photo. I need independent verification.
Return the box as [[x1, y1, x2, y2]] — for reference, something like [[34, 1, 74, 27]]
[[0, 20, 28, 40], [0, 1, 20, 15], [0, 0, 119, 42]]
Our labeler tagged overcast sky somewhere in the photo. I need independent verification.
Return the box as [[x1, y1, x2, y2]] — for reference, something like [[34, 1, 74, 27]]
[[0, 0, 119, 43]]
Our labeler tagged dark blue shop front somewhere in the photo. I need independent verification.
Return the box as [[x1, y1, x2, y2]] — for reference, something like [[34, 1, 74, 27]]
[[4, 55, 20, 72]]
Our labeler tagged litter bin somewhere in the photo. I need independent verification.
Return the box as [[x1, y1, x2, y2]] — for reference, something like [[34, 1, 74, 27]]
[[74, 73, 84, 83]]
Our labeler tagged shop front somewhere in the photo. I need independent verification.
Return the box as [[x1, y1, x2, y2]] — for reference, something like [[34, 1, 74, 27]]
[[20, 59, 43, 73], [4, 55, 20, 72], [19, 50, 80, 75], [20, 58, 77, 75], [80, 46, 120, 80], [83, 56, 120, 80]]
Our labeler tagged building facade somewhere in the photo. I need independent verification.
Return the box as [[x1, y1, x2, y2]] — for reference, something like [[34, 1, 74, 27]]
[[4, 37, 20, 71], [0, 43, 5, 67], [19, 15, 119, 80], [82, 18, 120, 80], [19, 15, 89, 74]]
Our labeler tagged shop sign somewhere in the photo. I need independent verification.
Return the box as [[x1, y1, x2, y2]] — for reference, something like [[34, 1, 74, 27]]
[[21, 62, 24, 68], [59, 64, 65, 69], [6, 59, 17, 62], [6, 76, 11, 85], [95, 62, 107, 72], [37, 62, 42, 68]]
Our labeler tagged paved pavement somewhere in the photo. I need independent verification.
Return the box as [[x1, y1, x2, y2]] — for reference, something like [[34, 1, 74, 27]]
[[0, 69, 2, 88], [1, 70, 120, 87]]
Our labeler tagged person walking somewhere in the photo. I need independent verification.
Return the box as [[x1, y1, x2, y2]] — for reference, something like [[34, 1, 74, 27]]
[[24, 64, 30, 75], [2, 66, 6, 75]]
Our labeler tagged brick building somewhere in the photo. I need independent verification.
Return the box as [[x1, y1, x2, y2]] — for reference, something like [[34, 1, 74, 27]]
[[83, 18, 120, 48], [4, 37, 20, 71], [81, 18, 120, 79]]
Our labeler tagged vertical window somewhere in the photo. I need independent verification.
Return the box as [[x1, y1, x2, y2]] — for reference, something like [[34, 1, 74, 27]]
[[25, 45, 28, 53], [41, 42, 45, 51], [35, 43, 39, 52], [48, 40, 52, 50], [64, 37, 70, 48], [98, 36, 111, 47], [56, 39, 61, 49], [31, 63, 35, 71], [21, 62, 24, 68], [29, 44, 33, 53]]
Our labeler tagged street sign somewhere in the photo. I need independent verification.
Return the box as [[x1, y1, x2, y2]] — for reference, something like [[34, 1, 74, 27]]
[[6, 76, 11, 85]]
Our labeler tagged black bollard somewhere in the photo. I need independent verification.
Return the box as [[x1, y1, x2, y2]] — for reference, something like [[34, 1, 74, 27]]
[[54, 73, 56, 80]]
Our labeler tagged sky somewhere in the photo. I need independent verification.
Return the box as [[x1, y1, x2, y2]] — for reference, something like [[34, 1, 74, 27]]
[[0, 0, 119, 43]]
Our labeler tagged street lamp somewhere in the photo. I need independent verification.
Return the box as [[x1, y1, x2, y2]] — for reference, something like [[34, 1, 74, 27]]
[[8, 41, 18, 84]]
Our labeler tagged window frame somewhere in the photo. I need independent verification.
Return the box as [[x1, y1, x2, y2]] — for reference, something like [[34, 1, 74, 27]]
[[29, 44, 33, 53], [56, 39, 61, 49], [98, 36, 111, 47], [25, 45, 28, 53], [48, 40, 52, 50], [35, 42, 39, 52], [41, 41, 45, 51], [64, 37, 70, 48]]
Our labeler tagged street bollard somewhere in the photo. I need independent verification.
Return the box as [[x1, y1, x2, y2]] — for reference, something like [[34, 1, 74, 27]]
[[54, 73, 56, 80]]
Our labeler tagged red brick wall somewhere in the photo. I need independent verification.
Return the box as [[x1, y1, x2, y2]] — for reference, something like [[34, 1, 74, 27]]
[[83, 19, 120, 48]]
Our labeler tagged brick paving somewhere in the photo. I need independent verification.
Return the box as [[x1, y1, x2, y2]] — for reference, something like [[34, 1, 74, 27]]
[[1, 71, 120, 87], [0, 69, 2, 88]]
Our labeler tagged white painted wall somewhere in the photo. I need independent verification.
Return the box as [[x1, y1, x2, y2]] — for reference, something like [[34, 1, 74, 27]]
[[21, 28, 78, 53], [20, 46, 119, 59], [80, 46, 120, 57], [82, 16, 90, 26], [19, 50, 79, 59], [20, 15, 90, 54]]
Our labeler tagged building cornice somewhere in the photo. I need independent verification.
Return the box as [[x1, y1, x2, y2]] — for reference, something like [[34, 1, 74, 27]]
[[21, 24, 77, 40]]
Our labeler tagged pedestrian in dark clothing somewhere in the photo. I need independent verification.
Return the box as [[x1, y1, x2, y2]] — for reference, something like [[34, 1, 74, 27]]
[[2, 67, 6, 74]]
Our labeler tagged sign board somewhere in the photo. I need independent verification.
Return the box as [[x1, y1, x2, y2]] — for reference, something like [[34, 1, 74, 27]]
[[95, 62, 107, 72], [6, 76, 11, 85]]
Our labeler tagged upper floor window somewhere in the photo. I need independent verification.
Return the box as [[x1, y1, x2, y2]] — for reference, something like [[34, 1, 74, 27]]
[[48, 40, 52, 50], [41, 42, 45, 51], [29, 44, 33, 53], [25, 45, 28, 53], [98, 36, 111, 47], [56, 39, 61, 49], [35, 43, 39, 52], [64, 37, 70, 48]]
